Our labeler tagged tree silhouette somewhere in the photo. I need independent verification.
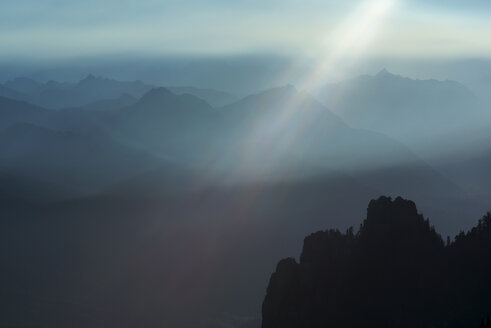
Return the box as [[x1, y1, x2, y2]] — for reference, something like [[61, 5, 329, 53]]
[[263, 197, 491, 328]]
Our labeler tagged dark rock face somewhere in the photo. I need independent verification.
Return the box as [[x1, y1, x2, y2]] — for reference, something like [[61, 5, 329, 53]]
[[262, 196, 491, 328]]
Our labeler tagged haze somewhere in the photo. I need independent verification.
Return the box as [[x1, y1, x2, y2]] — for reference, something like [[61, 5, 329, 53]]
[[1, 1, 491, 327]]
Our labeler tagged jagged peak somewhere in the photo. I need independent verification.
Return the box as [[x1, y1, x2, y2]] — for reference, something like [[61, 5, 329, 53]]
[[367, 195, 418, 216], [376, 68, 394, 77], [133, 87, 213, 111], [78, 74, 111, 85]]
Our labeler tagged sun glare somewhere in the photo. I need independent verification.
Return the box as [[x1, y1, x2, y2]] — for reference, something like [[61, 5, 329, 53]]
[[303, 0, 397, 90]]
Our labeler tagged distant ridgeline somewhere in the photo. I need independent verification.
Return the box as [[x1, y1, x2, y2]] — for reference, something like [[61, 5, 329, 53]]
[[262, 196, 491, 328]]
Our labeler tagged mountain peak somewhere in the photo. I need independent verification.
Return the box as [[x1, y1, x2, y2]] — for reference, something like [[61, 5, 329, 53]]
[[137, 87, 174, 104], [83, 74, 96, 80], [376, 68, 393, 77], [79, 74, 105, 84]]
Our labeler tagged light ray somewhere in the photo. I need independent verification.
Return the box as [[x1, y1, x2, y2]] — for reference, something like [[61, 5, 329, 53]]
[[303, 0, 397, 90], [234, 0, 398, 177]]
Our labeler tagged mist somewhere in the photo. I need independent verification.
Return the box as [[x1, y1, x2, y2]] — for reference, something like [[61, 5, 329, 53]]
[[2, 0, 491, 327]]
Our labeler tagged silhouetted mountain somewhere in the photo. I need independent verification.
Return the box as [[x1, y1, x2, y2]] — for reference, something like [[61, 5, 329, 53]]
[[0, 96, 52, 129], [5, 77, 45, 94], [168, 86, 237, 107], [106, 87, 217, 160], [0, 84, 474, 225], [0, 95, 110, 137], [2, 75, 153, 109], [0, 84, 28, 102], [263, 196, 491, 328], [3, 76, 237, 110], [315, 70, 482, 146], [217, 85, 396, 172], [0, 123, 160, 192], [101, 84, 465, 197], [82, 93, 138, 111], [215, 86, 466, 210], [0, 78, 488, 328], [73, 74, 153, 102], [89, 85, 471, 230]]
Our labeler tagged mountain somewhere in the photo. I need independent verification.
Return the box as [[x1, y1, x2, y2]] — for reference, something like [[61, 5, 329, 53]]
[[5, 77, 74, 94], [263, 196, 491, 328], [5, 77, 45, 94], [82, 93, 138, 111], [315, 70, 482, 146], [0, 95, 108, 136], [2, 75, 154, 109], [217, 85, 399, 173], [216, 86, 466, 207], [168, 86, 237, 107], [105, 85, 442, 180], [0, 123, 160, 192], [106, 87, 217, 160], [71, 75, 153, 103], [0, 81, 485, 328], [0, 85, 473, 228], [0, 84, 28, 101], [3, 76, 238, 109], [103, 85, 468, 216], [0, 96, 52, 129], [101, 85, 472, 234]]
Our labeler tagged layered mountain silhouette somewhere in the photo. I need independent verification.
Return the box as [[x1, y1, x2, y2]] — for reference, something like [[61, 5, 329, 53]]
[[0, 83, 27, 100], [1, 75, 153, 109], [1, 75, 490, 328], [82, 93, 138, 111], [0, 96, 52, 129], [263, 196, 491, 328], [316, 69, 483, 146], [168, 86, 237, 107], [0, 83, 476, 224], [1, 75, 237, 109], [0, 123, 160, 192]]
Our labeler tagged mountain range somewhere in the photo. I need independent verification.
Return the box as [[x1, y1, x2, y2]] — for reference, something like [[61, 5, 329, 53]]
[[0, 72, 490, 327], [0, 75, 238, 109], [315, 69, 485, 147]]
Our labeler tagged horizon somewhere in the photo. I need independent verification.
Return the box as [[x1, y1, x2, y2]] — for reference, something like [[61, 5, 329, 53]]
[[2, 0, 491, 94]]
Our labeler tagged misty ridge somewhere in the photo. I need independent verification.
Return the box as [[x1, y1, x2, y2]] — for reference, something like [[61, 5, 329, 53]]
[[1, 67, 491, 328]]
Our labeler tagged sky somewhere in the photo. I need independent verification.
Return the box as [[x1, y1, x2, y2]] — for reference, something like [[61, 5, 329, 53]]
[[1, 0, 491, 61]]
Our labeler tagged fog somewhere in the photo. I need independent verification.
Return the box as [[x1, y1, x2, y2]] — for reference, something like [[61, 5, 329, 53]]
[[2, 0, 491, 327]]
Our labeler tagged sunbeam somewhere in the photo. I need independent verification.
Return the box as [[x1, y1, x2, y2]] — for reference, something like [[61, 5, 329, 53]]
[[227, 0, 398, 184], [304, 0, 397, 90]]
